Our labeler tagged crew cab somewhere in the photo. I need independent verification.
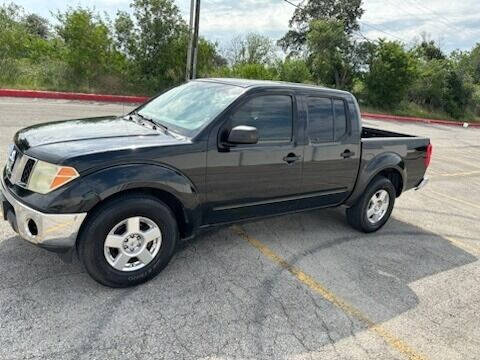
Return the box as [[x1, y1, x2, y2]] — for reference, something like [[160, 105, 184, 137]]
[[1, 79, 431, 287]]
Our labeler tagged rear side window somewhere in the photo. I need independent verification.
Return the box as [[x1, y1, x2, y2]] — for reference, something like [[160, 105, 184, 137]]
[[333, 99, 347, 140], [230, 95, 293, 142], [307, 97, 334, 143]]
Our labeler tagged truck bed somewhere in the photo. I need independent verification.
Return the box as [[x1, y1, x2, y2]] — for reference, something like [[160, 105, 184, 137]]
[[360, 127, 430, 192], [362, 127, 414, 138]]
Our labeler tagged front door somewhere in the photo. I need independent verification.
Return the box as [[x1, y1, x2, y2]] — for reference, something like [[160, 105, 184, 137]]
[[205, 92, 304, 224]]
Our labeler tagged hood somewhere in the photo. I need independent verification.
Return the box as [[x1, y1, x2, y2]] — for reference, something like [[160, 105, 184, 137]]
[[14, 116, 188, 166], [15, 116, 158, 151]]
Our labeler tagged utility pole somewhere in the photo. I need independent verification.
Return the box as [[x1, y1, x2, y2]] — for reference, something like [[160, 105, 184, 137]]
[[186, 0, 201, 81]]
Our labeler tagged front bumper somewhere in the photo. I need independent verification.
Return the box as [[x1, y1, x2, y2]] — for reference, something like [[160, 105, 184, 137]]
[[1, 176, 87, 252]]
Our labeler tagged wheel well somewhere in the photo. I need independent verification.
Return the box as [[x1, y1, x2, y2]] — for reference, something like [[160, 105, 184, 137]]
[[80, 188, 190, 241], [378, 169, 403, 197]]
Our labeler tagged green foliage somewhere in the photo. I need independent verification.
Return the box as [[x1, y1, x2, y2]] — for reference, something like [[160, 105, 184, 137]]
[[307, 19, 359, 89], [276, 58, 312, 83], [112, 0, 221, 92], [472, 85, 480, 116], [364, 40, 417, 108], [0, 3, 31, 59], [226, 33, 277, 65], [230, 63, 277, 80], [413, 40, 445, 61], [409, 59, 449, 109], [55, 8, 115, 84], [23, 14, 50, 39], [125, 0, 187, 89], [442, 70, 473, 119], [461, 43, 480, 84]]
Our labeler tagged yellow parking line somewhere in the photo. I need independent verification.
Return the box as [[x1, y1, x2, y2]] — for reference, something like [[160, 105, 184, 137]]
[[233, 225, 427, 360], [433, 156, 480, 170], [427, 190, 480, 210], [432, 170, 480, 178], [443, 235, 480, 256]]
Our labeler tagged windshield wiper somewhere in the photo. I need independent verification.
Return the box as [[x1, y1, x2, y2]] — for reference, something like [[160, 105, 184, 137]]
[[130, 112, 169, 132]]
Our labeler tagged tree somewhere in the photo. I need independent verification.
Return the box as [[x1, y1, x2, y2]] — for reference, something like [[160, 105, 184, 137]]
[[277, 58, 312, 83], [226, 33, 277, 65], [0, 3, 30, 59], [113, 10, 136, 57], [409, 59, 449, 109], [127, 0, 187, 89], [231, 63, 276, 80], [23, 14, 50, 39], [114, 0, 222, 91], [467, 43, 480, 84], [443, 70, 473, 119], [55, 8, 114, 84], [306, 19, 363, 89], [472, 85, 480, 116], [413, 40, 445, 61], [279, 0, 364, 53], [365, 40, 417, 108]]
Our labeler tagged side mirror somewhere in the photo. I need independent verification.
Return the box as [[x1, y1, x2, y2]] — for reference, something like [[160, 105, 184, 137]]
[[227, 125, 259, 145]]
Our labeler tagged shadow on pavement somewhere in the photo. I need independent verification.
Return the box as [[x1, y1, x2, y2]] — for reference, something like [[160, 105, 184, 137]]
[[0, 207, 477, 359]]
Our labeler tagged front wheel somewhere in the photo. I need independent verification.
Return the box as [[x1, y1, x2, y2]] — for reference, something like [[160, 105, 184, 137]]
[[346, 176, 396, 233], [78, 194, 178, 288]]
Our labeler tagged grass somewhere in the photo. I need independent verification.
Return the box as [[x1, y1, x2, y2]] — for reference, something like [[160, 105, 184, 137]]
[[0, 59, 149, 96], [360, 102, 480, 123]]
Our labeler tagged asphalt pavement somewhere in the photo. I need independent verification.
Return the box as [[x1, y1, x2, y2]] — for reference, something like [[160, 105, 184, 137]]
[[0, 97, 479, 360]]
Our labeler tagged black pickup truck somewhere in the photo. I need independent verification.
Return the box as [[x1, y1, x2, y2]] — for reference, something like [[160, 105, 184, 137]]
[[1, 79, 431, 287]]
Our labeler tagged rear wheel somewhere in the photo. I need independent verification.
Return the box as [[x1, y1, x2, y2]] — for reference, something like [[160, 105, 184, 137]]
[[346, 176, 396, 233], [78, 194, 178, 288]]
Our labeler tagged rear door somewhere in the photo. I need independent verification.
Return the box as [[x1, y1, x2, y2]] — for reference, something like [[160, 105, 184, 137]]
[[204, 91, 304, 224], [300, 95, 361, 208]]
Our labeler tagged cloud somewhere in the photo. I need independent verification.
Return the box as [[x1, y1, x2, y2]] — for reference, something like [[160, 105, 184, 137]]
[[361, 0, 480, 51], [11, 0, 480, 52]]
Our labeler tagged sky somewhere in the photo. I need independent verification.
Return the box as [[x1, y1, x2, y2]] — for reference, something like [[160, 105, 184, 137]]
[[9, 0, 480, 54]]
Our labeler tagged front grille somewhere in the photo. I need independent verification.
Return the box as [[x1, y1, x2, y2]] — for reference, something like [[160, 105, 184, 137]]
[[20, 158, 36, 185], [5, 146, 38, 187]]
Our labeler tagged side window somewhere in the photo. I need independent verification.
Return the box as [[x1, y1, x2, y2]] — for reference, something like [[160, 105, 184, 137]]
[[307, 97, 334, 143], [333, 99, 347, 140], [230, 95, 293, 143]]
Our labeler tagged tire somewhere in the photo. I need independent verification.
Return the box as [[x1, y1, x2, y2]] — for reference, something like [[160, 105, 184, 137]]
[[346, 176, 396, 233], [78, 194, 178, 288]]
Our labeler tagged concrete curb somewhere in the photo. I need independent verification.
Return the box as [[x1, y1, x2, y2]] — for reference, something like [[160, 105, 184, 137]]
[[1, 88, 479, 128], [0, 89, 149, 104]]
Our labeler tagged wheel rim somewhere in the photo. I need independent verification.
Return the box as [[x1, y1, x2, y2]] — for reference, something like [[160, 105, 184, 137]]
[[104, 217, 162, 272], [366, 190, 390, 225]]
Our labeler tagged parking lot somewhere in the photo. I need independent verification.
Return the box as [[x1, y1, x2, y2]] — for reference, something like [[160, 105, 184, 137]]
[[0, 97, 479, 360]]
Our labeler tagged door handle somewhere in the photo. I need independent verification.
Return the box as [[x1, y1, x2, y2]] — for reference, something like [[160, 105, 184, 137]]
[[283, 153, 302, 164], [341, 150, 355, 158]]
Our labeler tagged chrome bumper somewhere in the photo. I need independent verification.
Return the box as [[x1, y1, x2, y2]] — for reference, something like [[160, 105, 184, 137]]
[[1, 177, 87, 251], [415, 177, 429, 191]]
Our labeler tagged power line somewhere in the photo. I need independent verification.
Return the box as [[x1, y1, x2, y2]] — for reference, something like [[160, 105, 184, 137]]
[[281, 0, 409, 43], [359, 21, 409, 43], [404, 0, 476, 36], [282, 0, 302, 9], [381, 0, 456, 37]]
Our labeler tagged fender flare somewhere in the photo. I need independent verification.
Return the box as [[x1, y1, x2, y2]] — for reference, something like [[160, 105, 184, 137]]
[[80, 163, 202, 228], [345, 152, 406, 207]]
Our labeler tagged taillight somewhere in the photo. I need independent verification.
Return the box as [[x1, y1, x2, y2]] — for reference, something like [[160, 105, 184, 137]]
[[424, 143, 432, 168]]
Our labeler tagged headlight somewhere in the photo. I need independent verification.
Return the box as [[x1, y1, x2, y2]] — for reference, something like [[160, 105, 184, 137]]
[[27, 160, 79, 194]]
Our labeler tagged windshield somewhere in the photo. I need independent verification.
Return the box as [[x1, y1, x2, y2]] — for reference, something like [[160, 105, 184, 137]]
[[137, 81, 245, 135]]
